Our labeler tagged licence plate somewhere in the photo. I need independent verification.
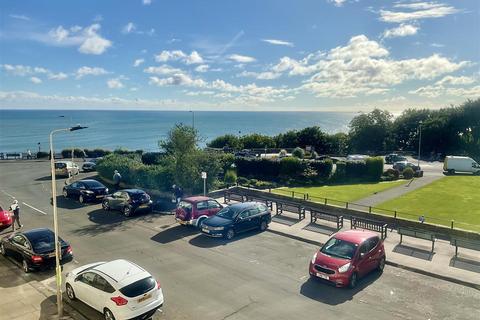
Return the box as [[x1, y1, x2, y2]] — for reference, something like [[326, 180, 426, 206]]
[[202, 227, 209, 233], [138, 293, 152, 303], [96, 195, 104, 198], [48, 253, 56, 258], [178, 220, 187, 225], [140, 204, 149, 208], [316, 273, 329, 280]]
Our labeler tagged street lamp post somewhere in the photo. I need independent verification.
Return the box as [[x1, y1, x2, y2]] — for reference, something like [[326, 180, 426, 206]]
[[418, 121, 423, 168], [189, 110, 195, 129], [49, 125, 87, 317]]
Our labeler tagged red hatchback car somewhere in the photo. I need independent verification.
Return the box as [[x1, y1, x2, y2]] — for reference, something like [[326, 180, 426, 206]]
[[309, 230, 386, 288], [0, 206, 13, 229], [175, 196, 223, 228]]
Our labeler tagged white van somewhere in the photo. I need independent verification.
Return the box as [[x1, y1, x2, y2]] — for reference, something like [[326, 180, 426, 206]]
[[443, 156, 480, 175]]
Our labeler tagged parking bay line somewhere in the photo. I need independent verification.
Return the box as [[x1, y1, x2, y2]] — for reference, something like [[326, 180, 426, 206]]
[[22, 202, 48, 215], [1, 190, 16, 199]]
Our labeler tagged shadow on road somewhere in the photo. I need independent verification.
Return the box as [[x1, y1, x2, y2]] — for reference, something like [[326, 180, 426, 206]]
[[39, 295, 59, 319], [188, 229, 264, 248], [55, 195, 88, 210], [449, 256, 480, 273], [150, 225, 199, 244], [0, 255, 58, 288], [300, 270, 382, 305]]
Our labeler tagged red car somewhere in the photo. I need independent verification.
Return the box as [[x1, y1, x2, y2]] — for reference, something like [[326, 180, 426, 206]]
[[0, 206, 13, 229], [309, 230, 386, 288], [175, 196, 223, 228]]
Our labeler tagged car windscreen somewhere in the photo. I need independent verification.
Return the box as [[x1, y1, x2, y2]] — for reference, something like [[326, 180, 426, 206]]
[[82, 180, 104, 188], [119, 276, 155, 298], [30, 234, 55, 253], [55, 163, 66, 169], [130, 192, 147, 200], [320, 238, 357, 260], [216, 206, 241, 219]]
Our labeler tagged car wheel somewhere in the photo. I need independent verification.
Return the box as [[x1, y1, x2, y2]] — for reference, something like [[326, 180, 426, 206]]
[[66, 283, 76, 300], [197, 217, 206, 229], [102, 200, 110, 211], [123, 206, 132, 217], [448, 169, 455, 175], [378, 256, 386, 272], [225, 228, 235, 240], [0, 243, 6, 256], [63, 189, 68, 198], [22, 259, 30, 273], [349, 272, 358, 289], [104, 308, 116, 320], [259, 220, 268, 231], [79, 195, 85, 204]]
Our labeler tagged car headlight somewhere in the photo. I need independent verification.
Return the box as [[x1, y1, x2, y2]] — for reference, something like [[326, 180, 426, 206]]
[[105, 188, 109, 193], [338, 262, 351, 273], [83, 190, 94, 194], [311, 252, 317, 264], [211, 226, 225, 231]]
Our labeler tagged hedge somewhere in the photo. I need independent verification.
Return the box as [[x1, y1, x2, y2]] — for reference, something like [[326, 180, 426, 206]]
[[280, 157, 306, 176], [235, 158, 281, 180], [366, 156, 384, 181], [309, 159, 333, 181]]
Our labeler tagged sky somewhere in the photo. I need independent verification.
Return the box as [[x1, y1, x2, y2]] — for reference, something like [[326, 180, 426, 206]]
[[0, 0, 479, 112]]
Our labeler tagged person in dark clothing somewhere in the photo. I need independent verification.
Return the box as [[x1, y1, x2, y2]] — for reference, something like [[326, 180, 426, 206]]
[[172, 185, 184, 205], [113, 170, 122, 191], [9, 200, 22, 231]]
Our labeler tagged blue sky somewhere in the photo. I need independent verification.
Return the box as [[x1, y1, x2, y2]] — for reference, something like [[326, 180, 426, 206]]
[[0, 0, 478, 111]]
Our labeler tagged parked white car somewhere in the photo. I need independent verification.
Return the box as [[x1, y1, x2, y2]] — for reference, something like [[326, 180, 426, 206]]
[[443, 156, 480, 175], [65, 259, 163, 320]]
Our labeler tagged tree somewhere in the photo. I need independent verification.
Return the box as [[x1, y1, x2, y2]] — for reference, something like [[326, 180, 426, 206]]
[[326, 132, 349, 155], [348, 109, 393, 153], [207, 134, 242, 150], [297, 127, 329, 153], [274, 130, 299, 148], [241, 133, 276, 149], [292, 147, 305, 159]]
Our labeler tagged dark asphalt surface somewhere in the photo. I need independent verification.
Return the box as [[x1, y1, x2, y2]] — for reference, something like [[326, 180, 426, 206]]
[[0, 160, 479, 320]]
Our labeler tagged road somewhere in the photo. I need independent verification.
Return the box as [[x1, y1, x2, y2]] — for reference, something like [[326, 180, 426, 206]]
[[0, 160, 479, 320]]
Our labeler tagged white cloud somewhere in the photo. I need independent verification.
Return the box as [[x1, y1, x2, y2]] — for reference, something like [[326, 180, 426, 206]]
[[133, 59, 145, 67], [48, 72, 68, 80], [383, 24, 419, 38], [238, 70, 281, 80], [149, 74, 207, 88], [394, 2, 443, 10], [262, 39, 294, 47], [328, 0, 347, 7], [228, 54, 256, 63], [107, 78, 124, 89], [30, 77, 42, 84], [154, 50, 204, 64], [43, 24, 112, 55], [75, 66, 109, 79], [195, 64, 210, 73], [9, 14, 30, 21], [143, 0, 152, 5], [122, 22, 136, 34], [409, 85, 480, 98], [328, 35, 389, 60], [435, 75, 476, 86], [144, 65, 183, 75], [380, 4, 459, 23]]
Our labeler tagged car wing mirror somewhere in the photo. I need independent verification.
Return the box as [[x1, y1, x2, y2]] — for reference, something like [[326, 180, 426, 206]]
[[75, 275, 81, 282], [360, 252, 366, 259]]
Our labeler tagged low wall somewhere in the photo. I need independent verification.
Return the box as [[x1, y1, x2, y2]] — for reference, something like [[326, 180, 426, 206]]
[[228, 186, 480, 241]]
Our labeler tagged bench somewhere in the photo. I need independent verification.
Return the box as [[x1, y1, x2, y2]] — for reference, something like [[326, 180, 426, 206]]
[[351, 217, 388, 239], [224, 191, 245, 204], [6, 153, 21, 160], [276, 201, 306, 220], [450, 237, 480, 257], [398, 227, 435, 253], [245, 195, 273, 210], [310, 209, 343, 230]]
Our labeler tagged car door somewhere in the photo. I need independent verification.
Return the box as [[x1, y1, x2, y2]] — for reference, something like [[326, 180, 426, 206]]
[[365, 237, 381, 272], [110, 192, 123, 210], [234, 210, 251, 234], [207, 200, 222, 217], [71, 182, 82, 198], [90, 274, 116, 311], [195, 201, 210, 219], [355, 242, 371, 277], [246, 206, 261, 230], [10, 234, 29, 263], [74, 272, 98, 309]]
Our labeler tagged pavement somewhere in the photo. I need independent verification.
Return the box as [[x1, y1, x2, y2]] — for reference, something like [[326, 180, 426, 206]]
[[0, 159, 479, 320]]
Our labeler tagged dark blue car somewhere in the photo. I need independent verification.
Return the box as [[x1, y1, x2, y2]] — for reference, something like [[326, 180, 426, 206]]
[[201, 202, 271, 240]]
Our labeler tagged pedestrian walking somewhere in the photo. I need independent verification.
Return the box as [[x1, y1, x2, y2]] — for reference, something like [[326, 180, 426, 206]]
[[113, 170, 122, 191], [27, 149, 32, 159], [172, 184, 184, 205], [9, 200, 22, 231]]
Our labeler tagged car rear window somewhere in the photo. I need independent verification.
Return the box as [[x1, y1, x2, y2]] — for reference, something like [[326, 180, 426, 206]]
[[130, 192, 147, 200], [31, 235, 55, 253], [55, 163, 66, 169], [178, 201, 192, 210], [119, 276, 155, 298]]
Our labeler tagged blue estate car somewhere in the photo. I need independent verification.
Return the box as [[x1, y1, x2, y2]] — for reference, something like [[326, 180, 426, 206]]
[[201, 202, 271, 240]]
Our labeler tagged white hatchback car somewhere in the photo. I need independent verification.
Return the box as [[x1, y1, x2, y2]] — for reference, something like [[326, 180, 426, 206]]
[[65, 259, 163, 320]]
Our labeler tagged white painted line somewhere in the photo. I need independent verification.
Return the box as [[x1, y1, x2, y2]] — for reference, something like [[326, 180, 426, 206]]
[[1, 190, 16, 199], [22, 202, 48, 215]]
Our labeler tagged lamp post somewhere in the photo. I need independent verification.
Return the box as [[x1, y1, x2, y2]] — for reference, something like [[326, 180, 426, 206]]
[[417, 121, 423, 168], [49, 125, 87, 317], [189, 110, 195, 129]]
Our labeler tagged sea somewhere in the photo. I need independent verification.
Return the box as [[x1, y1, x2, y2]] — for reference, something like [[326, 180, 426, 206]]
[[0, 110, 355, 153]]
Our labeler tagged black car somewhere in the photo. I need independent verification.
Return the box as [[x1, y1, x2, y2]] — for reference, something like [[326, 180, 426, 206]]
[[201, 202, 271, 240], [0, 228, 73, 273], [81, 161, 96, 172], [393, 161, 421, 172], [102, 189, 153, 217], [63, 179, 108, 203]]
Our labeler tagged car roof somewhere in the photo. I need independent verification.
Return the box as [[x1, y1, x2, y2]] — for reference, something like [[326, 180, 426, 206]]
[[22, 228, 53, 241], [122, 189, 146, 194], [228, 202, 258, 210], [332, 230, 378, 245], [183, 196, 213, 202], [92, 259, 150, 287]]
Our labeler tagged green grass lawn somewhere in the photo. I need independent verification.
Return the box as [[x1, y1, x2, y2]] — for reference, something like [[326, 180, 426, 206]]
[[274, 180, 406, 204], [378, 176, 480, 232]]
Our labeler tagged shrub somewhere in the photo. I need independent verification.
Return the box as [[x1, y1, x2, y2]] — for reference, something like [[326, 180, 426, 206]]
[[235, 158, 281, 180], [141, 152, 163, 165], [61, 148, 85, 158], [278, 149, 287, 158], [309, 159, 333, 181], [332, 161, 346, 181], [237, 177, 249, 186], [382, 168, 400, 181], [36, 151, 49, 159], [345, 160, 368, 178], [310, 151, 318, 160], [280, 157, 305, 176], [224, 169, 237, 186], [207, 134, 242, 150], [292, 147, 305, 159], [403, 167, 415, 179], [366, 156, 384, 181], [84, 148, 111, 158]]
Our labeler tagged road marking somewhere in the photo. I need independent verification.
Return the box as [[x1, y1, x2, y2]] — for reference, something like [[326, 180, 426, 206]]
[[1, 190, 16, 199], [22, 202, 48, 215]]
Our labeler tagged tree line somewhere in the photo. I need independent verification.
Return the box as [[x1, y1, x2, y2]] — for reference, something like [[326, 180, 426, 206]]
[[207, 99, 480, 160]]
